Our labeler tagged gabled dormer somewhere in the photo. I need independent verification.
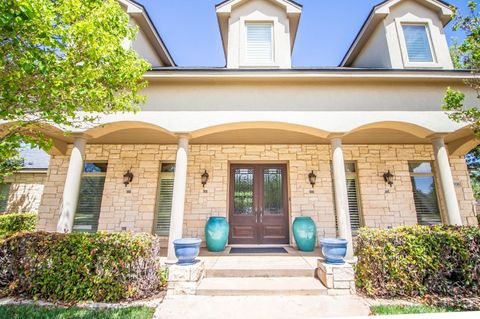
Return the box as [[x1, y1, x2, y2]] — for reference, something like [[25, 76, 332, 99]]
[[341, 0, 453, 69], [118, 0, 175, 67], [216, 0, 302, 68]]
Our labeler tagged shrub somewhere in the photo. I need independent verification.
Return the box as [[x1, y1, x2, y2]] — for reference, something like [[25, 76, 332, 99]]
[[0, 213, 37, 239], [0, 232, 165, 302], [355, 226, 480, 298]]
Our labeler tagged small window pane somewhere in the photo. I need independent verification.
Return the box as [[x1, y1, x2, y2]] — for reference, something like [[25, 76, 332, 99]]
[[73, 176, 106, 233], [246, 23, 273, 64], [161, 163, 176, 173], [409, 162, 433, 174], [402, 25, 433, 62], [345, 163, 356, 173], [84, 162, 108, 173], [411, 176, 441, 225], [0, 183, 10, 212]]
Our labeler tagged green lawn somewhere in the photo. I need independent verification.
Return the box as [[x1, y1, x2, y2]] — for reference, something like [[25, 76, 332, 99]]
[[371, 304, 460, 315], [0, 304, 155, 319]]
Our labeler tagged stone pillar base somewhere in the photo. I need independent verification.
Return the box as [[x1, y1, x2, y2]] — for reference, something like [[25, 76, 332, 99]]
[[167, 260, 205, 295], [316, 259, 356, 295]]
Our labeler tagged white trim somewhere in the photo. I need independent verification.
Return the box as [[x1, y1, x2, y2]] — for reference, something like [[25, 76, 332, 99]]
[[144, 70, 474, 80], [396, 19, 440, 68]]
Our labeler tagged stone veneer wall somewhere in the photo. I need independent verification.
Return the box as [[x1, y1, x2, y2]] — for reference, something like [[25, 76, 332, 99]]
[[3, 172, 46, 214], [37, 144, 478, 246]]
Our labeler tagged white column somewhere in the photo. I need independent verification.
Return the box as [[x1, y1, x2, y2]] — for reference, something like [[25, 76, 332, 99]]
[[330, 137, 354, 259], [166, 135, 189, 263], [56, 136, 87, 233], [432, 137, 463, 225]]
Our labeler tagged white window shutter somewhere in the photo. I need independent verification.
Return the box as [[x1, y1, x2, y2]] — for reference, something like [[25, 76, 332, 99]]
[[246, 23, 273, 64]]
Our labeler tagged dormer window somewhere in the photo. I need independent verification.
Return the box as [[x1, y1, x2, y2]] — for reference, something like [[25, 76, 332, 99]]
[[401, 24, 434, 63], [246, 23, 274, 65]]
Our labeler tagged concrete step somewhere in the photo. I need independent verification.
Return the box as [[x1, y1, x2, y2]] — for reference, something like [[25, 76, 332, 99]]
[[205, 267, 315, 278], [196, 277, 328, 296]]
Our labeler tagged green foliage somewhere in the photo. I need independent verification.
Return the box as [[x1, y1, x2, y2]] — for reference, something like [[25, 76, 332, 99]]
[[355, 226, 480, 299], [0, 212, 37, 239], [0, 0, 150, 180], [0, 232, 165, 302], [443, 1, 480, 136], [0, 304, 155, 319], [370, 305, 459, 315]]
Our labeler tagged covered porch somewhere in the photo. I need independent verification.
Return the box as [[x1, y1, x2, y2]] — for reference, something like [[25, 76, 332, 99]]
[[35, 118, 478, 263]]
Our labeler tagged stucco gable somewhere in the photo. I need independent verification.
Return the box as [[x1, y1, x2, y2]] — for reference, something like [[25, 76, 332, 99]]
[[118, 0, 175, 66], [341, 0, 453, 67], [216, 0, 302, 61]]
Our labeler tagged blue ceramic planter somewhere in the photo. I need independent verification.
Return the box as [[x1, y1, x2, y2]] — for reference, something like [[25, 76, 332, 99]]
[[173, 238, 201, 265], [320, 238, 348, 265], [292, 216, 317, 252], [205, 216, 229, 252]]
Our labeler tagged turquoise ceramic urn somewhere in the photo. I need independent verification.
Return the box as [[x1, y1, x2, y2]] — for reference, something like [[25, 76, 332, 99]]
[[292, 216, 317, 252], [205, 216, 229, 252]]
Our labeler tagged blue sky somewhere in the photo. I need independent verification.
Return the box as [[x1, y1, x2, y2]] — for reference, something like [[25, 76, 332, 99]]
[[137, 0, 470, 67]]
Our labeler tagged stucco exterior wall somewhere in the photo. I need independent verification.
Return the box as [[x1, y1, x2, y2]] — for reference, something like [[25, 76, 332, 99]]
[[37, 143, 477, 246], [3, 172, 46, 213], [352, 22, 391, 68]]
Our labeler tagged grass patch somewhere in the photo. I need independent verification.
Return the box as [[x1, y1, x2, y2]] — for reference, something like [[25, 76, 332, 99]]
[[0, 304, 155, 319], [370, 304, 460, 315]]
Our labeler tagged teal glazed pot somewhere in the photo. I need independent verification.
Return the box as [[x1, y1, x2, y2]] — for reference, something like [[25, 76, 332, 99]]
[[205, 216, 229, 252], [292, 216, 317, 252]]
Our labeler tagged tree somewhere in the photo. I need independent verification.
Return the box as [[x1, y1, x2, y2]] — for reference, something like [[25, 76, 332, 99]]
[[442, 1, 480, 134], [0, 0, 150, 180]]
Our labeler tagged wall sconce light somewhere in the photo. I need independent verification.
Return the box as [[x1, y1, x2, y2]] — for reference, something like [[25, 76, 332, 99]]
[[383, 170, 394, 187], [308, 170, 317, 188], [201, 170, 209, 188], [123, 169, 134, 187]]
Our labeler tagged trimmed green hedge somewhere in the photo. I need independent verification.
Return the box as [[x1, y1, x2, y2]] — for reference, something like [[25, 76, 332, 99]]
[[0, 213, 36, 239], [0, 232, 165, 302], [355, 226, 480, 298]]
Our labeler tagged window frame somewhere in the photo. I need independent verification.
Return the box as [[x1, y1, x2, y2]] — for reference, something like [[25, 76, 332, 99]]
[[244, 21, 275, 67], [72, 161, 108, 233], [0, 183, 11, 213], [396, 19, 439, 68], [408, 161, 443, 225], [344, 161, 363, 233], [153, 162, 176, 236]]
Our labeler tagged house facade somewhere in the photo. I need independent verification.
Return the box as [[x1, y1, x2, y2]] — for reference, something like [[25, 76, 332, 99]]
[[34, 0, 479, 261], [0, 148, 49, 214]]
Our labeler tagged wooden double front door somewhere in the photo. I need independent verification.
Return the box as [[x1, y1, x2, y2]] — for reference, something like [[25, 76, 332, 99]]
[[229, 164, 289, 245]]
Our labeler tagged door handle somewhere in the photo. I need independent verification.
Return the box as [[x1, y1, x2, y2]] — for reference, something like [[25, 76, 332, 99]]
[[259, 210, 263, 223]]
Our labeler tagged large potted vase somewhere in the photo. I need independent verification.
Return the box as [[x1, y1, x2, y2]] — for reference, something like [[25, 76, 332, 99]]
[[292, 216, 317, 252], [320, 238, 348, 265], [205, 216, 229, 252], [173, 238, 202, 265]]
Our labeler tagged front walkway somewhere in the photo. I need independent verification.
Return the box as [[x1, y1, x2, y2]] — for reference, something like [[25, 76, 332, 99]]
[[154, 295, 371, 319], [157, 246, 369, 318]]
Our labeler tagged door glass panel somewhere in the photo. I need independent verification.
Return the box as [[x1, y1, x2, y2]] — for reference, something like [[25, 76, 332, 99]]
[[263, 168, 283, 215], [233, 168, 254, 215]]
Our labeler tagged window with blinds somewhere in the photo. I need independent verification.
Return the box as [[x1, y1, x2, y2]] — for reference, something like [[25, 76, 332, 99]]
[[409, 162, 442, 225], [402, 24, 433, 62], [154, 163, 175, 236], [246, 23, 273, 64], [0, 183, 11, 212], [72, 163, 108, 233], [345, 162, 362, 233]]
